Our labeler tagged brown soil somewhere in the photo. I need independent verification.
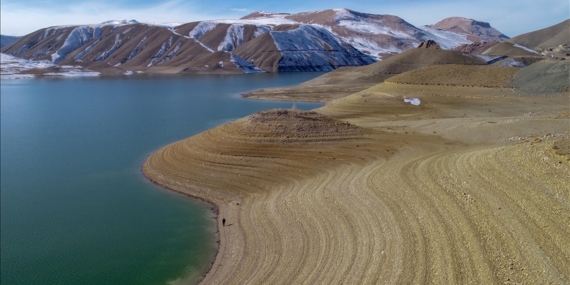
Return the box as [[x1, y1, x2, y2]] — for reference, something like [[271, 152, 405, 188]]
[[454, 41, 500, 53], [385, 64, 519, 88], [552, 139, 570, 161], [144, 81, 570, 284]]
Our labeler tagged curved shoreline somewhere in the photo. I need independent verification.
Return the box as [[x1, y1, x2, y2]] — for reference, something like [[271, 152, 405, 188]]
[[142, 162, 222, 285], [142, 85, 570, 284]]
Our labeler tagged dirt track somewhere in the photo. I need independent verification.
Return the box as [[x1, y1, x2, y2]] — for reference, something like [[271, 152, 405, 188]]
[[143, 84, 569, 284]]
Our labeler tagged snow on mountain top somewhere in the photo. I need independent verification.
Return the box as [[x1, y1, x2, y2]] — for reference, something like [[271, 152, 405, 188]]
[[44, 19, 139, 31], [210, 18, 298, 26], [332, 8, 354, 19], [431, 17, 492, 29], [158, 22, 185, 28], [100, 19, 139, 26], [242, 11, 291, 19]]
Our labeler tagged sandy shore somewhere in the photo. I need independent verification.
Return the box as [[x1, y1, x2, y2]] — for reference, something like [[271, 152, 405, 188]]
[[143, 83, 569, 284]]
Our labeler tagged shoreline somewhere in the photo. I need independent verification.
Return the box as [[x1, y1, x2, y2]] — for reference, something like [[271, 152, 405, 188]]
[[141, 84, 569, 284], [141, 164, 222, 285]]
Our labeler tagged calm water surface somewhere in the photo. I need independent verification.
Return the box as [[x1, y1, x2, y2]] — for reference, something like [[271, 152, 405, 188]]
[[0, 73, 323, 285]]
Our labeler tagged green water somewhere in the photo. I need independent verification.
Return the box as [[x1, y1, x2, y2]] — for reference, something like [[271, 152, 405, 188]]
[[0, 73, 323, 285]]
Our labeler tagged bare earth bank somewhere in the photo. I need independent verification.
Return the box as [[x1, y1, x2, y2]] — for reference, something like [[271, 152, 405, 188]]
[[144, 84, 569, 284]]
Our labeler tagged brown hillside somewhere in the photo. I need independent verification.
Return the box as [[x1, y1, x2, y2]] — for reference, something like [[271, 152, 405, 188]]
[[198, 24, 231, 50], [243, 48, 487, 102], [508, 19, 570, 51], [483, 42, 541, 56], [386, 64, 519, 88], [511, 60, 570, 92], [232, 32, 282, 72], [427, 17, 509, 42], [306, 48, 486, 86], [173, 22, 201, 37], [454, 41, 499, 53]]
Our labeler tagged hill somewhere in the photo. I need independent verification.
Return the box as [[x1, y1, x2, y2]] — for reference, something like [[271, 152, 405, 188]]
[[507, 19, 570, 52], [511, 60, 570, 92], [1, 9, 509, 76], [483, 42, 542, 56], [244, 9, 507, 59], [424, 17, 509, 42], [385, 64, 519, 88], [243, 48, 487, 102]]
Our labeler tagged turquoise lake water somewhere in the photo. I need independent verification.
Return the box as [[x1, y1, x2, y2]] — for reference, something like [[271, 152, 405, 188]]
[[0, 73, 323, 285]]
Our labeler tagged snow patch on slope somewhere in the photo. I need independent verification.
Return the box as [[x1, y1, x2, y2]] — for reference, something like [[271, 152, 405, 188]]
[[127, 36, 147, 60], [51, 26, 104, 63], [159, 42, 181, 64], [255, 26, 271, 37], [403, 97, 421, 105], [498, 58, 526, 67], [74, 39, 100, 61], [230, 53, 265, 73], [418, 26, 471, 49], [343, 36, 402, 57], [339, 20, 414, 40], [213, 18, 298, 26], [218, 24, 245, 51], [513, 44, 540, 55], [188, 21, 218, 39], [147, 36, 173, 67], [1, 53, 99, 79], [96, 34, 121, 61], [270, 25, 374, 71]]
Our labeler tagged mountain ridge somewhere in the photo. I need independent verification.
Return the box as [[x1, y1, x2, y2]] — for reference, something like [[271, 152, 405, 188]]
[[0, 9, 517, 75]]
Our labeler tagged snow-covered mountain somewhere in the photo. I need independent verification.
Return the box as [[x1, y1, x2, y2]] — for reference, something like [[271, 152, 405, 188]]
[[424, 17, 509, 42], [1, 9, 510, 75], [243, 9, 508, 58]]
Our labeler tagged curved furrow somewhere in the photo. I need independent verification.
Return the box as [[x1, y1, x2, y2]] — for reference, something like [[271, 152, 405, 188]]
[[351, 139, 570, 284]]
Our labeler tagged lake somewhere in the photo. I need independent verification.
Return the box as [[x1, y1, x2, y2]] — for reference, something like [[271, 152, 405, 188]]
[[0, 73, 324, 285]]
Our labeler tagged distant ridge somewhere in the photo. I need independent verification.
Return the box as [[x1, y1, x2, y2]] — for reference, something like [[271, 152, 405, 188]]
[[1, 35, 20, 48], [0, 9, 513, 75], [425, 17, 509, 42], [507, 19, 570, 52]]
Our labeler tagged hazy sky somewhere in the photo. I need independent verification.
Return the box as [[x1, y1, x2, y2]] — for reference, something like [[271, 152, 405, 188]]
[[1, 0, 568, 37]]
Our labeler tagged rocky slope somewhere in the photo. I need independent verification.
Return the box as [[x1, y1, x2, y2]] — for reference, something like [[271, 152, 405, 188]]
[[1, 9, 511, 75]]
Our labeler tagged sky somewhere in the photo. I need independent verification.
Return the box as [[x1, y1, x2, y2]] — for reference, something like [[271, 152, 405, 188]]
[[1, 0, 568, 37]]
